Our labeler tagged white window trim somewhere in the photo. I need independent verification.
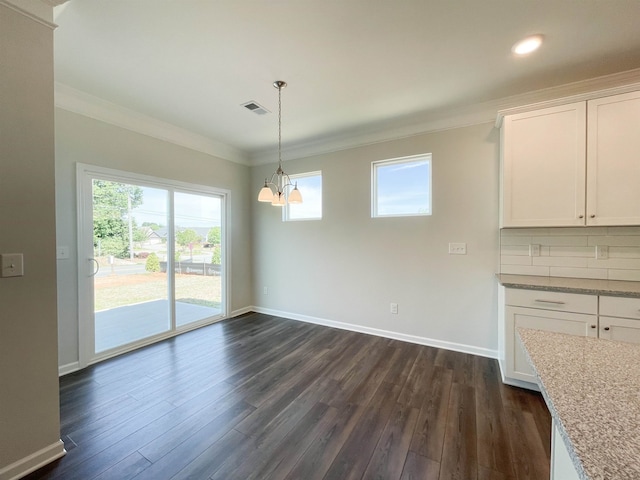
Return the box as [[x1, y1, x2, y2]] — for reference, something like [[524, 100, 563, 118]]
[[371, 153, 432, 218], [283, 170, 323, 222]]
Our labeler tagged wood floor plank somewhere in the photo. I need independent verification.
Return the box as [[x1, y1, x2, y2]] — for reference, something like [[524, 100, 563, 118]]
[[91, 452, 151, 480], [439, 383, 478, 480], [26, 314, 552, 480], [400, 451, 441, 480], [322, 381, 401, 480], [167, 429, 247, 480], [478, 466, 510, 480], [474, 356, 515, 476], [283, 403, 367, 480], [504, 406, 550, 480], [408, 366, 453, 462], [230, 402, 338, 480], [361, 403, 419, 480], [132, 401, 255, 479]]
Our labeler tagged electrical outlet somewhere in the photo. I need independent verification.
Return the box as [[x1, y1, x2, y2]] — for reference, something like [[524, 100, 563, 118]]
[[529, 244, 541, 257], [390, 303, 398, 314], [448, 243, 467, 255], [596, 245, 609, 260], [263, 286, 268, 295]]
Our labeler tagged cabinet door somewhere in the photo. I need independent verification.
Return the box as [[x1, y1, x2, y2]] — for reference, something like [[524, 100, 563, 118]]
[[551, 420, 581, 480], [599, 316, 640, 344], [502, 102, 586, 227], [505, 306, 597, 383], [587, 91, 640, 225]]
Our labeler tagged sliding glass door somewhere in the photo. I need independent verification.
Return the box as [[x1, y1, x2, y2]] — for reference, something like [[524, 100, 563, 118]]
[[92, 181, 171, 353], [78, 165, 228, 365], [174, 191, 223, 327]]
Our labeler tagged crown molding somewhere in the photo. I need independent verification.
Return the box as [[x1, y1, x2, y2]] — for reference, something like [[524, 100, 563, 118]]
[[0, 0, 57, 28], [495, 72, 640, 127], [54, 82, 250, 166], [55, 66, 640, 168], [250, 67, 640, 166]]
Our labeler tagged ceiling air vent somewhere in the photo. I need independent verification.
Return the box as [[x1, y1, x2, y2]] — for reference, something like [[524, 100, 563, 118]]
[[241, 101, 270, 115]]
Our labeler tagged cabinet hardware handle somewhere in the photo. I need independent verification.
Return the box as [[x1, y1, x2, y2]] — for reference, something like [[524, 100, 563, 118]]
[[534, 299, 566, 305], [578, 215, 584, 219], [590, 214, 596, 218], [590, 324, 596, 328], [603, 327, 610, 331]]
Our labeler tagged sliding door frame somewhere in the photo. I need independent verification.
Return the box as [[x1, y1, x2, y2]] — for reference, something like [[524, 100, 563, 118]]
[[76, 163, 231, 369]]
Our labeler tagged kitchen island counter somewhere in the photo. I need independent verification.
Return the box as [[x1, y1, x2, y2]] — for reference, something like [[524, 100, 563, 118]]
[[518, 328, 640, 480]]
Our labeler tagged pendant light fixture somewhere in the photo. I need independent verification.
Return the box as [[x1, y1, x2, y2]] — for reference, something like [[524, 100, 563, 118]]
[[257, 81, 303, 206]]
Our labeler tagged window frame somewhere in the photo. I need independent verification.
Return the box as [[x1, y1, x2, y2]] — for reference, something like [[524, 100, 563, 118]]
[[371, 153, 432, 218], [283, 170, 323, 222]]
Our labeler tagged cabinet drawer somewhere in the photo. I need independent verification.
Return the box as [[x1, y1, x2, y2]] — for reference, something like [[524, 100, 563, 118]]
[[599, 296, 640, 320], [505, 288, 597, 314]]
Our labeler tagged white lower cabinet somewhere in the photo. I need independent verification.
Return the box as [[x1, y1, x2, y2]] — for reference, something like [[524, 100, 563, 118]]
[[501, 288, 640, 388], [504, 289, 597, 384], [599, 295, 640, 343], [551, 420, 581, 480]]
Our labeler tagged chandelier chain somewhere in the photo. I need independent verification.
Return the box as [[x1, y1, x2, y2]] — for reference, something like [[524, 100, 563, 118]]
[[278, 84, 282, 168]]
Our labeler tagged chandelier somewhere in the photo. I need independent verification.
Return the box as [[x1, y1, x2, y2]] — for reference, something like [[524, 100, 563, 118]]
[[257, 81, 303, 206]]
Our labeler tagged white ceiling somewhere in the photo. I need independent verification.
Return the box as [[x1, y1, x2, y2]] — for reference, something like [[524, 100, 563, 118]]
[[53, 0, 640, 164]]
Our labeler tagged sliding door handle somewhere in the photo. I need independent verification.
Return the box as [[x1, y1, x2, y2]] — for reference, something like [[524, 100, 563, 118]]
[[89, 258, 100, 277]]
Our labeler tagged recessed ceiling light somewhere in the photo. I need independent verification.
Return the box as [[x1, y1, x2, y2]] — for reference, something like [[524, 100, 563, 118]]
[[512, 35, 543, 56]]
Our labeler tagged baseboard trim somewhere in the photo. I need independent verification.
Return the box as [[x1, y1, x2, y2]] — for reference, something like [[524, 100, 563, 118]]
[[252, 306, 498, 359], [498, 365, 540, 392], [0, 439, 65, 480], [230, 306, 253, 318], [58, 362, 80, 377]]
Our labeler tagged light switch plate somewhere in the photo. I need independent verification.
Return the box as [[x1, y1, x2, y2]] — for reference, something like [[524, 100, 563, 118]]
[[1, 253, 24, 277], [57, 246, 70, 260], [448, 243, 467, 255]]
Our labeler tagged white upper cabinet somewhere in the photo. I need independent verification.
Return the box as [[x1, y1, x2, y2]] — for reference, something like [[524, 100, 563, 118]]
[[500, 89, 640, 227], [501, 102, 586, 227], [586, 91, 640, 225]]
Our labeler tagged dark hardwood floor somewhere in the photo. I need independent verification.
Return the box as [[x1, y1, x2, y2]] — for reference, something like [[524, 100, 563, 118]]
[[26, 313, 551, 480]]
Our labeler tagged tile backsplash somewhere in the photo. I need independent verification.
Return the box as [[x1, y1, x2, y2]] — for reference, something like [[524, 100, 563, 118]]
[[500, 227, 640, 281]]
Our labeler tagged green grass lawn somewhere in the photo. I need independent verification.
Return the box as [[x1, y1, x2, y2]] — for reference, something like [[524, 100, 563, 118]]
[[95, 273, 221, 311]]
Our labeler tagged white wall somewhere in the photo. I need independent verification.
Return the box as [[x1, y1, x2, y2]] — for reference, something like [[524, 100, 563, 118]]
[[252, 122, 500, 356], [0, 2, 64, 478], [55, 109, 253, 369]]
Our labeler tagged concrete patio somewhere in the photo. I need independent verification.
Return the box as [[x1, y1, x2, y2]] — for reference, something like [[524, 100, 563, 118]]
[[95, 299, 221, 352]]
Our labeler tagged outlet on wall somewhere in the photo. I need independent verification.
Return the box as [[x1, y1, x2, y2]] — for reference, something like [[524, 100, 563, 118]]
[[263, 286, 268, 295], [595, 245, 609, 260], [529, 244, 540, 257], [390, 303, 398, 314]]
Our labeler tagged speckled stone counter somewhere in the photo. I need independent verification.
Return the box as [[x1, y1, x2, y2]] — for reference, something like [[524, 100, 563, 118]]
[[497, 274, 640, 298], [518, 328, 640, 480]]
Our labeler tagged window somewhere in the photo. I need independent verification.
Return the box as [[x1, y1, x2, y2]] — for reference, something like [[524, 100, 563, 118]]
[[284, 171, 322, 221], [372, 154, 432, 217]]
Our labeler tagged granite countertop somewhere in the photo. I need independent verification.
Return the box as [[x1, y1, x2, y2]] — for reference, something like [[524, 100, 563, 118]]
[[518, 328, 640, 480], [497, 274, 640, 298]]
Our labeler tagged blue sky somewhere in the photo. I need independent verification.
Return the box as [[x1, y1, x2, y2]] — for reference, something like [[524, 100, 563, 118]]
[[376, 158, 431, 216], [287, 173, 322, 220], [131, 186, 222, 228]]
